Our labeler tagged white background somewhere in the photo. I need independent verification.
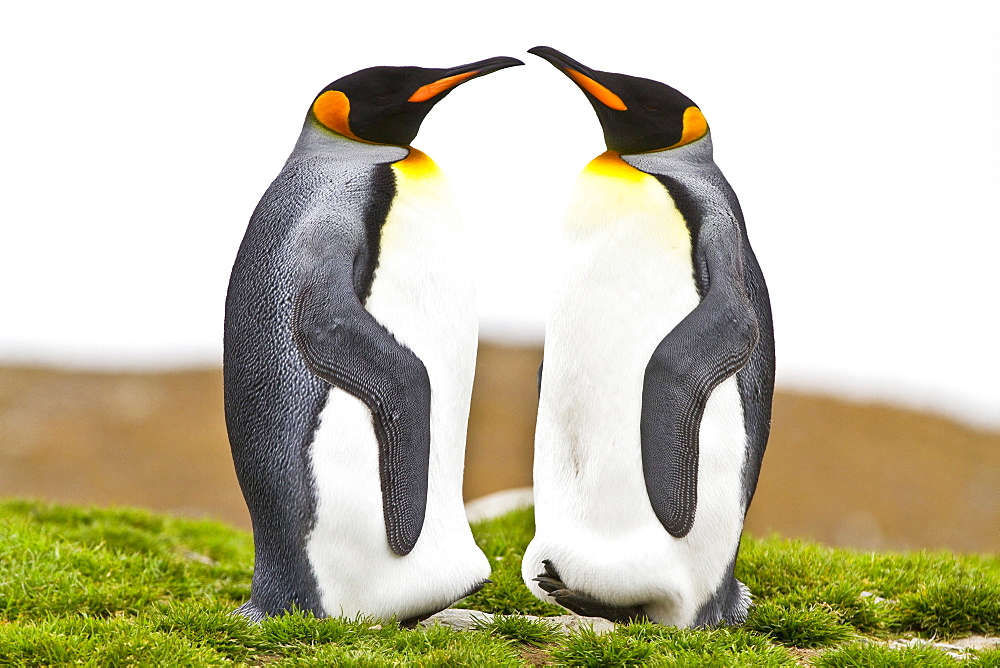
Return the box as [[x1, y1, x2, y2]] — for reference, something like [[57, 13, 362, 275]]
[[2, 1, 998, 427]]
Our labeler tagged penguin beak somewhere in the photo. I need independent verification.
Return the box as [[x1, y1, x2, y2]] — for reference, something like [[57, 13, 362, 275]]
[[527, 46, 627, 111], [408, 56, 524, 103]]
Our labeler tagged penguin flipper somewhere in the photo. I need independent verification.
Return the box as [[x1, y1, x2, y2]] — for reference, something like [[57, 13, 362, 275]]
[[641, 239, 759, 538], [293, 277, 431, 557]]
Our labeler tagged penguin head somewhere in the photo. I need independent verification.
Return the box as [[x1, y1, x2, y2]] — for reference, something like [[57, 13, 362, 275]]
[[528, 46, 708, 155], [310, 56, 523, 146]]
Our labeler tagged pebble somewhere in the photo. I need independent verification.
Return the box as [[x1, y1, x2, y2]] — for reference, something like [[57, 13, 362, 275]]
[[420, 608, 616, 635]]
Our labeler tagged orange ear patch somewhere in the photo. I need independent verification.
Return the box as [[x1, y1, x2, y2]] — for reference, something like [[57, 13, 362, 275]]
[[566, 69, 627, 111], [312, 90, 365, 141], [667, 106, 708, 149], [408, 71, 479, 103]]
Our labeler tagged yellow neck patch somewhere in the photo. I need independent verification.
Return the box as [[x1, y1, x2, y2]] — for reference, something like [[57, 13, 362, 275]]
[[665, 106, 708, 149], [583, 151, 646, 182], [566, 69, 627, 111], [408, 71, 479, 103], [312, 90, 366, 142], [393, 147, 440, 180]]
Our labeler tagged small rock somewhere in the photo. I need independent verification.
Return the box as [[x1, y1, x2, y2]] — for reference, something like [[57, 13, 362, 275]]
[[421, 609, 495, 631], [545, 614, 616, 636], [886, 636, 1000, 660], [181, 550, 217, 566], [888, 637, 962, 660], [951, 636, 1000, 651], [859, 591, 888, 604], [420, 609, 616, 636]]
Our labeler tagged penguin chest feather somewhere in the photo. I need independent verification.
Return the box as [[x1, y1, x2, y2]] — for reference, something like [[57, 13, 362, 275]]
[[526, 154, 747, 627], [538, 154, 705, 528], [304, 150, 488, 620]]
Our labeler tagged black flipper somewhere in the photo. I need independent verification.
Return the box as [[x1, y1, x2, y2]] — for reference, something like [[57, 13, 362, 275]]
[[533, 560, 646, 623], [293, 266, 431, 557], [641, 225, 759, 538]]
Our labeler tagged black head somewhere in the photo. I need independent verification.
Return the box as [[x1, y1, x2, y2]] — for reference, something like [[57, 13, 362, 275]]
[[310, 56, 523, 146], [528, 46, 708, 155]]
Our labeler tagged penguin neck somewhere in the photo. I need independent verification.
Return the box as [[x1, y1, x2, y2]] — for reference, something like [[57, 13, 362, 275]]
[[620, 133, 716, 176], [292, 121, 408, 164]]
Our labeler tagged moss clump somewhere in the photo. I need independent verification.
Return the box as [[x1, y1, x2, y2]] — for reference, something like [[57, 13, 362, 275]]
[[474, 613, 563, 647], [895, 580, 1000, 637], [814, 642, 960, 667], [615, 622, 797, 666], [745, 600, 856, 647], [549, 626, 654, 667]]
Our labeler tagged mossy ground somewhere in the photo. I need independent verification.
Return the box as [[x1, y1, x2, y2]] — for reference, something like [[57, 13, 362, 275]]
[[0, 499, 997, 666]]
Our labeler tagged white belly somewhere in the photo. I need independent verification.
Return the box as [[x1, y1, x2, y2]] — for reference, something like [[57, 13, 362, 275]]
[[524, 157, 748, 626], [305, 154, 489, 620]]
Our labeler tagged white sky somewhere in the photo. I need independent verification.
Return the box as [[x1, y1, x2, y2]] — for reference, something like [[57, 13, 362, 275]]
[[1, 1, 998, 428]]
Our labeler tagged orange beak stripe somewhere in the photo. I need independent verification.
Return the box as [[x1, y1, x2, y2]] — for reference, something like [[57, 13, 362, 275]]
[[408, 71, 480, 103], [566, 68, 627, 111]]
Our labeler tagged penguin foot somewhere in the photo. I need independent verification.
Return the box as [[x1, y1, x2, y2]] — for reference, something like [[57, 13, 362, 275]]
[[533, 560, 646, 624]]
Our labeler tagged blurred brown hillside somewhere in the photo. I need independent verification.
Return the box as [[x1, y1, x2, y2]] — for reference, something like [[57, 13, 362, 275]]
[[1, 341, 997, 553]]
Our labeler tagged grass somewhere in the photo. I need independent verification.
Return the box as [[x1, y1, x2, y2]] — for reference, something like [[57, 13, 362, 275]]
[[474, 614, 564, 647], [0, 499, 997, 666]]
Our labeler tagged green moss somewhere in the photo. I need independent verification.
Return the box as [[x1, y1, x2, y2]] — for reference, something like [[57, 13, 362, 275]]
[[896, 580, 1000, 637], [0, 498, 998, 666], [617, 623, 797, 666], [738, 534, 1000, 639], [0, 617, 230, 666], [968, 648, 1000, 667], [151, 600, 261, 662], [815, 642, 959, 667], [745, 600, 856, 648], [0, 500, 251, 621], [474, 613, 563, 647], [549, 626, 654, 667]]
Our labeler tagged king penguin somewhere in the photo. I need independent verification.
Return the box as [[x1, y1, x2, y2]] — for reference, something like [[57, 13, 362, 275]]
[[521, 47, 775, 627], [224, 55, 523, 622]]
